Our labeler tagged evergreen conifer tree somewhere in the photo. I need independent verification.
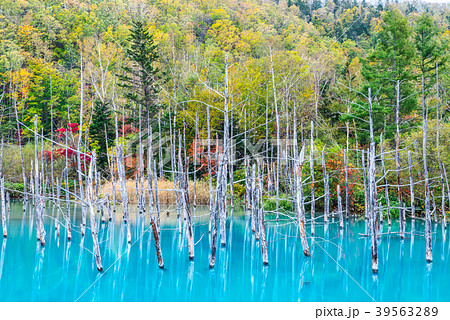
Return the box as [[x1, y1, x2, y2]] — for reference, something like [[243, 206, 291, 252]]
[[345, 9, 416, 145], [89, 101, 114, 172], [118, 20, 163, 122]]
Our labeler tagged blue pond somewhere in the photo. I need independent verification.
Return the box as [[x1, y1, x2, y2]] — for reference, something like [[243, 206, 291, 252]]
[[0, 201, 449, 302]]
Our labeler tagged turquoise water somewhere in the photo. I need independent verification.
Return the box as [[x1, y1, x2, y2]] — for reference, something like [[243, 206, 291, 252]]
[[0, 201, 449, 302]]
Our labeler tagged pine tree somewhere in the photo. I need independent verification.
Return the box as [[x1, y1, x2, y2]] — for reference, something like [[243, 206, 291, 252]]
[[89, 101, 114, 172], [415, 13, 447, 97], [352, 9, 416, 144], [311, 0, 322, 11], [118, 20, 163, 122]]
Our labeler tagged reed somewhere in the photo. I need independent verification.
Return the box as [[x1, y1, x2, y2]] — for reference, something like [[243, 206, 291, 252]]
[[101, 178, 211, 205]]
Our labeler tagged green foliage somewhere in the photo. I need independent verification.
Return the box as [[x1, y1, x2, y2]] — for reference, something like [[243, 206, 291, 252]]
[[89, 101, 114, 172], [360, 9, 416, 142], [4, 182, 24, 198], [0, 0, 449, 199], [379, 194, 400, 220], [415, 12, 448, 92], [117, 20, 163, 121], [263, 195, 295, 213]]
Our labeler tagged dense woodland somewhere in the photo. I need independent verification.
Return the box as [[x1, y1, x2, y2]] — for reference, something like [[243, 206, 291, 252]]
[[0, 0, 449, 216]]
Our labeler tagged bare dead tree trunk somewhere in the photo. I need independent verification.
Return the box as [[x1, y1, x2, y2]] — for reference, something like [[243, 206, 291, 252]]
[[153, 160, 160, 233], [229, 112, 234, 209], [362, 150, 368, 220], [86, 152, 103, 272], [207, 104, 214, 232], [78, 53, 86, 237], [55, 177, 61, 235], [337, 184, 344, 229], [158, 112, 163, 181], [105, 125, 116, 214], [13, 99, 27, 204], [322, 148, 329, 223], [368, 88, 378, 273], [147, 124, 154, 218], [37, 193, 45, 245], [219, 54, 231, 247], [436, 64, 446, 227], [34, 116, 39, 207], [380, 134, 389, 225], [178, 135, 194, 260], [117, 146, 131, 243], [269, 47, 280, 216], [0, 141, 6, 238], [174, 131, 183, 235], [310, 121, 315, 235], [193, 113, 198, 208], [395, 81, 405, 239], [258, 164, 268, 265], [64, 166, 71, 241], [209, 155, 224, 268], [431, 191, 437, 223], [408, 151, 415, 220], [151, 215, 164, 268], [106, 194, 112, 221], [251, 163, 256, 233], [423, 90, 432, 263], [344, 149, 349, 220], [295, 146, 310, 257]]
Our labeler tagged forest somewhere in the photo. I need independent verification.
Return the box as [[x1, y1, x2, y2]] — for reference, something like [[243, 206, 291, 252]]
[[0, 0, 449, 302], [1, 0, 449, 212]]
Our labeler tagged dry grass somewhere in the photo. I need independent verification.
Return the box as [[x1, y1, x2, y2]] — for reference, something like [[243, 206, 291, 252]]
[[101, 178, 212, 205]]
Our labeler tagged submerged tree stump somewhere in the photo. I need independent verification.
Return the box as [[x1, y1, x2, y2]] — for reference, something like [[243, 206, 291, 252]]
[[423, 98, 432, 263], [321, 149, 329, 223], [337, 185, 344, 229], [1, 177, 7, 238], [151, 215, 164, 269], [87, 153, 103, 272], [310, 121, 316, 235], [295, 147, 310, 257], [178, 142, 195, 260], [209, 156, 224, 268]]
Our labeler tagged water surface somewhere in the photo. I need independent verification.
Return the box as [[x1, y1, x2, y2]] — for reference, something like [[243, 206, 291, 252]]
[[0, 202, 448, 302]]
